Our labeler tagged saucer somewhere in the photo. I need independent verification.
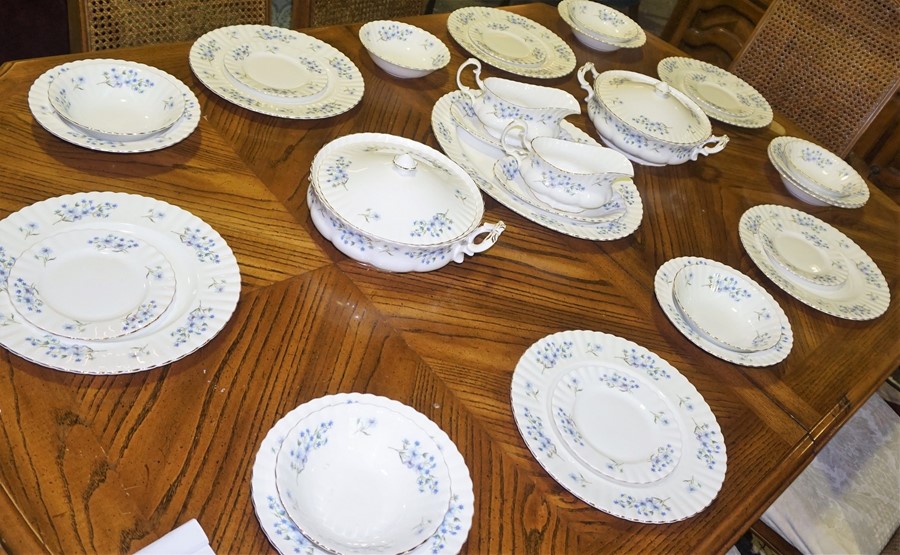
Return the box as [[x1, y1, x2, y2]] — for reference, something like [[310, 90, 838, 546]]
[[739, 205, 889, 320], [8, 229, 177, 341]]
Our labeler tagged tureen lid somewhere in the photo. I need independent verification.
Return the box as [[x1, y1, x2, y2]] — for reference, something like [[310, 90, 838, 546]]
[[310, 133, 484, 246], [593, 70, 711, 144]]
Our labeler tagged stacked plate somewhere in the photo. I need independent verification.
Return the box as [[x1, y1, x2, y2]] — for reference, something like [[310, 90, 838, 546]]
[[655, 257, 793, 366], [768, 137, 870, 208], [558, 0, 646, 52], [511, 330, 727, 523], [189, 25, 364, 119], [739, 205, 889, 320], [447, 7, 576, 79], [0, 192, 241, 374], [252, 393, 474, 554], [431, 90, 644, 241], [657, 57, 772, 128], [28, 59, 200, 153]]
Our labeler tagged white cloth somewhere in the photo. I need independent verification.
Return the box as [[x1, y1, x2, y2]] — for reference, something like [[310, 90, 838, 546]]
[[761, 395, 900, 554], [133, 519, 215, 555]]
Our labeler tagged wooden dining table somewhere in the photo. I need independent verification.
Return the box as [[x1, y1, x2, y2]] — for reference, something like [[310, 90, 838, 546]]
[[0, 3, 897, 553]]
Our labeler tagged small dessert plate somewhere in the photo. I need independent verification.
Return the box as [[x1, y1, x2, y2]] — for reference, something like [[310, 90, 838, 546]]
[[359, 20, 450, 79], [274, 400, 452, 555], [758, 217, 849, 289], [672, 264, 783, 353], [222, 39, 330, 98], [47, 59, 185, 139], [551, 364, 683, 484], [8, 229, 177, 341]]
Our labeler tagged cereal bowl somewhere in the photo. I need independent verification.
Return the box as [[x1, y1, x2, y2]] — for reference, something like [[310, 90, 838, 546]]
[[559, 0, 646, 52], [47, 59, 184, 139], [359, 20, 450, 78]]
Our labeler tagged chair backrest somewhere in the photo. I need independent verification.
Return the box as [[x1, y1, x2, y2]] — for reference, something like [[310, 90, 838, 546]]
[[67, 0, 270, 51], [290, 0, 429, 29], [729, 0, 900, 157], [661, 0, 769, 68]]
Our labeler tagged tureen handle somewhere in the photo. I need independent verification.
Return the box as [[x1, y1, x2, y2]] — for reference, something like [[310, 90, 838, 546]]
[[689, 134, 730, 160], [576, 62, 599, 103], [451, 221, 506, 263], [455, 58, 485, 107]]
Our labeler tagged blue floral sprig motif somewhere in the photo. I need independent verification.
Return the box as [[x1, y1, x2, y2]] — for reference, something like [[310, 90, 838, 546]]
[[122, 301, 161, 333], [34, 246, 55, 266], [171, 304, 215, 347], [0, 247, 16, 290], [13, 278, 43, 313], [256, 27, 294, 42], [693, 421, 722, 470], [0, 312, 19, 327], [411, 211, 454, 240], [791, 213, 828, 234], [799, 146, 833, 170], [101, 68, 155, 93], [599, 371, 639, 393], [568, 471, 591, 488], [324, 156, 351, 189], [404, 246, 452, 265], [128, 345, 151, 359], [144, 208, 166, 223], [613, 493, 672, 518], [334, 218, 375, 252], [856, 261, 885, 288], [26, 334, 95, 362], [498, 157, 519, 181], [649, 444, 676, 474], [146, 265, 167, 281], [555, 406, 584, 447], [684, 476, 701, 493], [175, 227, 221, 264], [799, 230, 830, 249], [586, 342, 604, 357], [632, 115, 670, 137], [679, 396, 696, 412], [525, 381, 540, 400], [266, 495, 316, 554], [359, 208, 380, 223], [651, 410, 671, 425], [704, 274, 752, 303], [565, 375, 583, 394], [288, 420, 334, 474], [394, 439, 441, 495], [230, 44, 251, 61], [751, 330, 775, 350], [429, 494, 464, 554], [613, 121, 651, 149], [355, 417, 377, 435], [522, 407, 557, 458], [620, 348, 671, 381], [534, 339, 574, 372], [208, 277, 226, 293], [54, 200, 118, 223], [506, 13, 536, 29], [196, 40, 220, 62], [541, 169, 584, 196], [19, 222, 40, 238], [378, 23, 414, 41], [297, 56, 324, 75], [88, 233, 140, 253], [329, 57, 355, 80]]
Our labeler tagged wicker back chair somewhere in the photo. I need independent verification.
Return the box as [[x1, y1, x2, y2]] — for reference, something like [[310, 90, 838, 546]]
[[729, 0, 900, 158], [67, 0, 271, 51], [290, 0, 429, 29]]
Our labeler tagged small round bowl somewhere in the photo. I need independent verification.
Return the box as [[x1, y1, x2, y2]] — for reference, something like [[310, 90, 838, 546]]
[[47, 59, 184, 139], [672, 265, 782, 353], [359, 20, 450, 79], [781, 137, 867, 199], [275, 400, 452, 555], [558, 0, 646, 52]]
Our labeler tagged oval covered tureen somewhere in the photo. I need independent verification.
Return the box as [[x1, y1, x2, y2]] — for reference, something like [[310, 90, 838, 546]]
[[577, 63, 728, 166], [308, 133, 505, 272]]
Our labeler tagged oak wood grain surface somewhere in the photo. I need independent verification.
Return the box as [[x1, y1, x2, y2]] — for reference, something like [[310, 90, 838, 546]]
[[0, 4, 896, 554]]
